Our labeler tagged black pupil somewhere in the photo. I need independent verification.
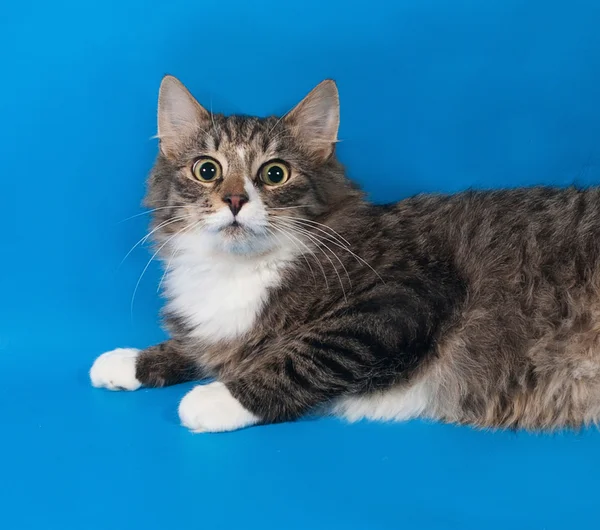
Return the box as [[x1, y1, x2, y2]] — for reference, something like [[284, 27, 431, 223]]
[[267, 165, 284, 183], [200, 161, 217, 180]]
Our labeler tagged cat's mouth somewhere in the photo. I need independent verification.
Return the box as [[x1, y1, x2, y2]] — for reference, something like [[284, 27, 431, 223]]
[[220, 219, 264, 234], [212, 218, 270, 251], [223, 218, 245, 229], [219, 221, 249, 237], [215, 220, 274, 255]]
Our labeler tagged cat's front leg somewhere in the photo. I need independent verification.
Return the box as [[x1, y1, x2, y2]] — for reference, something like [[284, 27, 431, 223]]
[[176, 349, 362, 433], [90, 340, 202, 390], [176, 329, 403, 433]]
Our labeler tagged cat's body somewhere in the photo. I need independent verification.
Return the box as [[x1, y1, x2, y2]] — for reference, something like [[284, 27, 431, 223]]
[[90, 77, 600, 432]]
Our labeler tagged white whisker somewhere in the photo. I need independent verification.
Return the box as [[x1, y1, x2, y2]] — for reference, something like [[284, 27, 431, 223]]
[[157, 220, 202, 293], [277, 217, 351, 249], [119, 215, 192, 267], [267, 101, 297, 138], [275, 217, 385, 285], [269, 224, 329, 289], [131, 221, 200, 314], [118, 206, 184, 223], [275, 215, 352, 247], [265, 226, 317, 286], [266, 205, 311, 210], [273, 220, 349, 300]]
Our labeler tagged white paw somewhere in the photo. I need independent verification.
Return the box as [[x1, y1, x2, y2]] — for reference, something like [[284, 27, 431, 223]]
[[178, 382, 259, 433], [89, 348, 142, 391]]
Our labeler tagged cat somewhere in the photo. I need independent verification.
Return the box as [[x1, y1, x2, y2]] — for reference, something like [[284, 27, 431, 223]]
[[90, 75, 600, 432]]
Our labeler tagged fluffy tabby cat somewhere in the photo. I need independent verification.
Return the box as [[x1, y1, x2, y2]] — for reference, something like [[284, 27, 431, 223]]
[[90, 75, 600, 432]]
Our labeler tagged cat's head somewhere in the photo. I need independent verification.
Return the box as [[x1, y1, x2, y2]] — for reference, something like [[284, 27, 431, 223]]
[[146, 76, 361, 256]]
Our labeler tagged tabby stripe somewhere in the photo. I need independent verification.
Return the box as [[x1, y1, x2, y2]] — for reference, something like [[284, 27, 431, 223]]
[[284, 357, 312, 389], [311, 354, 357, 384], [261, 135, 270, 152], [327, 283, 416, 318], [248, 122, 260, 142], [221, 120, 232, 141], [303, 337, 364, 365], [175, 184, 201, 201], [308, 176, 329, 209], [326, 328, 391, 359]]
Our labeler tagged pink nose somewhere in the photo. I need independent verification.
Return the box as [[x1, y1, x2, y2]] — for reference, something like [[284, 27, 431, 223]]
[[222, 194, 249, 216]]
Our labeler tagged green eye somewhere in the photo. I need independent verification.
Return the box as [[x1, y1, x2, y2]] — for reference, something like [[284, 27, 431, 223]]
[[192, 157, 222, 182], [260, 161, 290, 186]]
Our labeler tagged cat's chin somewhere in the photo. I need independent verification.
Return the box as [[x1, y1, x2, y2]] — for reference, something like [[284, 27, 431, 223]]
[[215, 227, 276, 257]]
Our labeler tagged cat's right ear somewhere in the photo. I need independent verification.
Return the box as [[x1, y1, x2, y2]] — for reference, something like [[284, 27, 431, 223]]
[[283, 80, 340, 162], [157, 75, 210, 158]]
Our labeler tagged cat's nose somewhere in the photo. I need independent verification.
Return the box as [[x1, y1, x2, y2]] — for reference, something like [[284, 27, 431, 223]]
[[222, 193, 249, 216]]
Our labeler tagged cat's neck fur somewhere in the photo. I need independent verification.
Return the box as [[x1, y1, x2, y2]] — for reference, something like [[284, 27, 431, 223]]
[[163, 229, 300, 344]]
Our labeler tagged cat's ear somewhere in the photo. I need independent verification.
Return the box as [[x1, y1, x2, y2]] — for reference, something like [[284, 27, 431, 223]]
[[284, 80, 340, 161], [157, 75, 210, 158]]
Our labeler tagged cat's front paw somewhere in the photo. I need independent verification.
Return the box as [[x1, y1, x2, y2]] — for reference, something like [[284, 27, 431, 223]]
[[89, 348, 142, 391], [178, 382, 259, 433]]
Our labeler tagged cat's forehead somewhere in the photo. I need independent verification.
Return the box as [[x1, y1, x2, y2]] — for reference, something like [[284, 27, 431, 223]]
[[208, 115, 283, 162], [214, 115, 274, 145]]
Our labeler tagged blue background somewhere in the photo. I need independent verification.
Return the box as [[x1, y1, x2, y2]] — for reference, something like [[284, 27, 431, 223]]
[[2, 0, 600, 528]]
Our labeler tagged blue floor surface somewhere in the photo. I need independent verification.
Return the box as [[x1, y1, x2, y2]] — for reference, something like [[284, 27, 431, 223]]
[[2, 358, 600, 529]]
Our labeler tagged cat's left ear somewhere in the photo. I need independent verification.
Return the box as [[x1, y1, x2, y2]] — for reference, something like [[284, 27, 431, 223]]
[[157, 75, 210, 158], [284, 80, 340, 161]]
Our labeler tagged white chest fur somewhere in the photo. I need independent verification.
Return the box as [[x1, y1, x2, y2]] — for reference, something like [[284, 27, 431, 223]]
[[163, 232, 295, 344]]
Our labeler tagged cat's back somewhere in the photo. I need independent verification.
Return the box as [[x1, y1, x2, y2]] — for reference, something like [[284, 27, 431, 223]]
[[381, 185, 600, 341], [377, 185, 600, 279]]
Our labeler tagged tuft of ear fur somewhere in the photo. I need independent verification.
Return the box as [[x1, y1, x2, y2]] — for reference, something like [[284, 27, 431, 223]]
[[284, 80, 340, 161], [157, 75, 210, 158]]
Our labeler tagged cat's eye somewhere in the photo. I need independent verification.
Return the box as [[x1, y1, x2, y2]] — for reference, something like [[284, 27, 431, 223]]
[[192, 157, 222, 182], [259, 161, 290, 186]]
